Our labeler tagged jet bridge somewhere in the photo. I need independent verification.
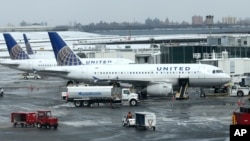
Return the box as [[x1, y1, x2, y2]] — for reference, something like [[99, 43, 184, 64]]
[[175, 78, 189, 100]]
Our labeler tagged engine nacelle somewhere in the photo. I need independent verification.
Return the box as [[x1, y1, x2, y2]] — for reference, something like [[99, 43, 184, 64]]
[[146, 83, 173, 96]]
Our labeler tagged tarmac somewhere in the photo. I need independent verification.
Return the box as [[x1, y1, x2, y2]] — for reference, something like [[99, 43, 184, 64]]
[[0, 66, 249, 141]]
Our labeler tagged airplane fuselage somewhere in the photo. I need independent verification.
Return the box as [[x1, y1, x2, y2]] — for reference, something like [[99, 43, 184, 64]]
[[45, 63, 231, 88], [0, 58, 134, 72]]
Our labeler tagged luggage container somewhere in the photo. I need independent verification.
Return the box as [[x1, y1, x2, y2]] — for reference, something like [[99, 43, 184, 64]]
[[11, 112, 37, 127], [135, 112, 156, 130], [232, 106, 250, 125]]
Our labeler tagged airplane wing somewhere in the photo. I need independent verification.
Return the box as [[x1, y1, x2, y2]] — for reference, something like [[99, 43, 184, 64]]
[[92, 76, 170, 87], [93, 76, 148, 86], [0, 63, 19, 68], [37, 70, 70, 77]]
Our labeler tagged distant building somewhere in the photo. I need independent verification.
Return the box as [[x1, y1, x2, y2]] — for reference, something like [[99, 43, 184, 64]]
[[192, 15, 203, 25], [222, 16, 237, 24], [0, 26, 68, 32], [205, 15, 214, 25]]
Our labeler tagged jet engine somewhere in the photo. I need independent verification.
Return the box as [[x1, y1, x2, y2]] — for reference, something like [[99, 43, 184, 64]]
[[146, 83, 173, 96]]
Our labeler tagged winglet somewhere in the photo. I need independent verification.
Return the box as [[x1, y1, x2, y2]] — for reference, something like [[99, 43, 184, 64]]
[[3, 33, 29, 60], [48, 32, 82, 66], [23, 33, 34, 55]]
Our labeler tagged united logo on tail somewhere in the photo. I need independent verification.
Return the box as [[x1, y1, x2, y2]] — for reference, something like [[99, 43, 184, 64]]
[[23, 34, 34, 55], [48, 32, 82, 66], [57, 46, 82, 66], [3, 33, 29, 60]]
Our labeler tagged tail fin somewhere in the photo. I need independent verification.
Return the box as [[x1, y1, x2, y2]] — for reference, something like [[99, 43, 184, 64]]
[[3, 33, 29, 60], [23, 33, 34, 55], [48, 32, 82, 66]]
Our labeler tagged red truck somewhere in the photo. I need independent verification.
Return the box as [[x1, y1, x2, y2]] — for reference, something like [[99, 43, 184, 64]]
[[11, 112, 36, 127], [232, 106, 250, 125], [11, 110, 58, 129]]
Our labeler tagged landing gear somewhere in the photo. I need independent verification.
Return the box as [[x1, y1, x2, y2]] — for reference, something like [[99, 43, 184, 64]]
[[200, 88, 206, 98], [66, 80, 74, 86]]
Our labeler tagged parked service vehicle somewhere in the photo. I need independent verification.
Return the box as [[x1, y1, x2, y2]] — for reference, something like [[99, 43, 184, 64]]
[[232, 106, 250, 125], [10, 110, 58, 129], [230, 85, 250, 97], [22, 73, 41, 80], [65, 85, 140, 107]]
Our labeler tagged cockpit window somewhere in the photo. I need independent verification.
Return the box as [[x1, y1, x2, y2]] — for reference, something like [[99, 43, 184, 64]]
[[213, 70, 223, 73]]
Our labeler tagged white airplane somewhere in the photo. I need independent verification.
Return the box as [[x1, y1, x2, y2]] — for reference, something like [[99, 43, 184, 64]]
[[39, 32, 231, 96], [0, 33, 135, 73]]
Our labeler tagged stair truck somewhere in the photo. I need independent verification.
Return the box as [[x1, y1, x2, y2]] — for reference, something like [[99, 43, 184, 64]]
[[65, 85, 140, 107]]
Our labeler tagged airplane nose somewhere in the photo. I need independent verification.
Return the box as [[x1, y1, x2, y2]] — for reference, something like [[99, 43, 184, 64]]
[[223, 74, 231, 83]]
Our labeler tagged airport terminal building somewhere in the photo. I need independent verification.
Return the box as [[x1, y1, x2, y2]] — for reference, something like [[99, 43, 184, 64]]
[[160, 35, 250, 76], [160, 35, 250, 64]]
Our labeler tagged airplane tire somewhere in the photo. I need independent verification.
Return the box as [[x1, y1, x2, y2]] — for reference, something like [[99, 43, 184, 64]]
[[67, 80, 74, 86]]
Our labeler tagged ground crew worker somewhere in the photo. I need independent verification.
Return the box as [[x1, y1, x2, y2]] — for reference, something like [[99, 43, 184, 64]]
[[127, 111, 133, 119]]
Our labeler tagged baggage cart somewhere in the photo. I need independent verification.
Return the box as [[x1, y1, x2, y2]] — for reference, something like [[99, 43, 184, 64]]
[[135, 112, 156, 130], [11, 112, 37, 127]]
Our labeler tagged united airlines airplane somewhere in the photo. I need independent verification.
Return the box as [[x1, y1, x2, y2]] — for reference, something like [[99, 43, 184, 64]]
[[39, 32, 231, 96], [23, 33, 34, 55], [0, 33, 134, 73]]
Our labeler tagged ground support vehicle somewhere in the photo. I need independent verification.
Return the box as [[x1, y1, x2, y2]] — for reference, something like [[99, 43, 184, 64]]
[[135, 112, 156, 130], [122, 116, 135, 127], [11, 112, 37, 127], [232, 106, 250, 125], [11, 110, 58, 129], [36, 110, 58, 129], [61, 92, 67, 100], [65, 85, 140, 107], [22, 73, 41, 80], [229, 85, 250, 97]]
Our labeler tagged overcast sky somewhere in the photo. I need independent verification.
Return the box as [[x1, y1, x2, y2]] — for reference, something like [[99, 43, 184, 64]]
[[1, 0, 249, 26]]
